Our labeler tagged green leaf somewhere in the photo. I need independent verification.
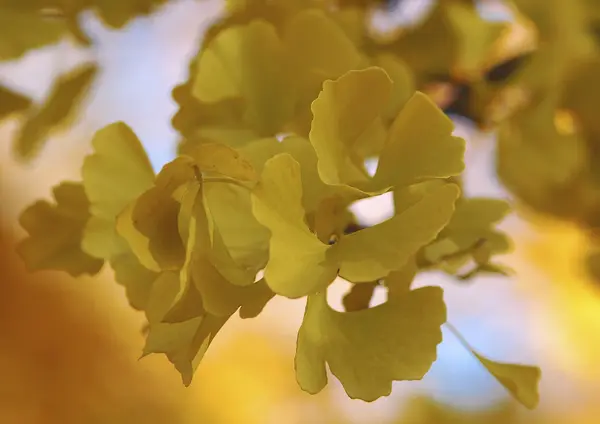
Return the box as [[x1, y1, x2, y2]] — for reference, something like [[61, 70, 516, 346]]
[[295, 286, 446, 401], [0, 7, 66, 61], [17, 182, 104, 277], [81, 121, 156, 260], [14, 63, 98, 161]]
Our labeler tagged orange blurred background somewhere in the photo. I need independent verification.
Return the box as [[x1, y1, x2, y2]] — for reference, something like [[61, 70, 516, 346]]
[[2, 1, 600, 423]]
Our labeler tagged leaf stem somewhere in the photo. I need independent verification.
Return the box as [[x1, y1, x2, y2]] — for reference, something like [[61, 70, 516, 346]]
[[445, 321, 476, 354]]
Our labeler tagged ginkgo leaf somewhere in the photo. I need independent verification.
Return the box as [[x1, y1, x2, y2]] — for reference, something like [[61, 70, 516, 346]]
[[143, 313, 230, 386], [0, 84, 31, 120], [251, 153, 338, 298], [14, 63, 98, 161], [309, 67, 390, 187], [295, 286, 446, 401], [192, 19, 295, 136], [81, 121, 156, 260], [110, 251, 160, 310], [330, 183, 460, 282], [0, 8, 66, 61], [128, 157, 195, 270], [373, 54, 415, 121], [309, 67, 464, 193], [443, 1, 506, 80], [438, 197, 511, 254], [17, 182, 104, 277], [92, 0, 168, 29], [475, 353, 541, 410], [372, 92, 466, 189], [186, 142, 258, 182], [448, 323, 541, 409], [342, 282, 377, 312], [283, 8, 364, 109]]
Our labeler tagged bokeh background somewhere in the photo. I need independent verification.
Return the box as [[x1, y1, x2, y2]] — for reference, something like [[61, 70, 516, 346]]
[[2, 0, 600, 423]]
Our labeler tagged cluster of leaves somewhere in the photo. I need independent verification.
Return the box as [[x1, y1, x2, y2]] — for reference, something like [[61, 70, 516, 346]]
[[15, 0, 543, 408], [0, 0, 171, 160], [415, 0, 600, 283]]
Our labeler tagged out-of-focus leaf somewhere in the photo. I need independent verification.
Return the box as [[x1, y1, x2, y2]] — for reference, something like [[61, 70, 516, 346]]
[[14, 63, 98, 161], [448, 323, 541, 409], [0, 7, 67, 61], [17, 182, 104, 277], [0, 84, 31, 120], [92, 0, 169, 29]]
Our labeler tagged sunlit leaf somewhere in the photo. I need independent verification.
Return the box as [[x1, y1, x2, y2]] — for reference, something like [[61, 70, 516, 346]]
[[296, 286, 446, 401], [251, 153, 337, 298], [193, 19, 295, 136], [186, 142, 258, 182], [81, 121, 156, 260], [330, 183, 460, 282], [309, 67, 390, 187]]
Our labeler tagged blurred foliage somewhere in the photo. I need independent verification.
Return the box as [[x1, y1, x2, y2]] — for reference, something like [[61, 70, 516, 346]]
[[7, 0, 600, 414]]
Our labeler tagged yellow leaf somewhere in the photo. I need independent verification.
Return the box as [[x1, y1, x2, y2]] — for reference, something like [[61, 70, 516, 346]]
[[193, 20, 295, 136], [17, 182, 104, 277], [81, 121, 155, 260], [330, 183, 460, 282], [474, 352, 541, 410], [93, 0, 168, 29], [0, 84, 31, 120], [186, 142, 258, 182], [372, 92, 465, 188], [129, 157, 196, 270], [0, 8, 66, 61], [296, 287, 446, 401], [251, 153, 338, 298], [309, 67, 390, 187]]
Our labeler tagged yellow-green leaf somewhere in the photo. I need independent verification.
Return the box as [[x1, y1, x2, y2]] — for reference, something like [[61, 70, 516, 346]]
[[192, 20, 295, 135], [448, 324, 541, 409], [17, 182, 104, 277], [81, 121, 155, 260], [372, 92, 466, 189], [309, 67, 390, 187], [186, 142, 258, 181], [251, 153, 337, 298], [474, 352, 541, 409], [295, 286, 446, 401], [329, 183, 460, 282]]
